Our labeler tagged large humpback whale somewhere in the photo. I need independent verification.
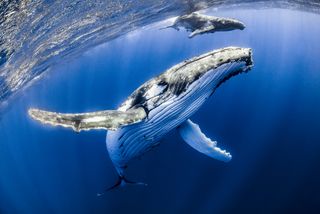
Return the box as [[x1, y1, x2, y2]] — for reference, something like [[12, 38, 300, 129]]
[[164, 12, 246, 38], [29, 47, 253, 192]]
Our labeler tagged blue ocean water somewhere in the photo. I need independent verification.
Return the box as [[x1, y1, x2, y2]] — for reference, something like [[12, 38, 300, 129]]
[[1, 8, 320, 214]]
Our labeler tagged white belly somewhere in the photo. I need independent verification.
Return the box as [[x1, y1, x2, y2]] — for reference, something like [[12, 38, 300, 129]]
[[106, 62, 242, 172]]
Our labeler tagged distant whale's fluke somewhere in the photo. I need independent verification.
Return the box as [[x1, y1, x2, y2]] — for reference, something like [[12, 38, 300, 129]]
[[28, 107, 146, 132]]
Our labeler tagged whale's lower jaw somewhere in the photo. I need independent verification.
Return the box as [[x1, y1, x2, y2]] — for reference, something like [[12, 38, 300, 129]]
[[106, 61, 249, 172]]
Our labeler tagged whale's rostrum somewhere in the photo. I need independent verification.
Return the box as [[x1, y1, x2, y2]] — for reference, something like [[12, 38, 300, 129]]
[[28, 46, 253, 193]]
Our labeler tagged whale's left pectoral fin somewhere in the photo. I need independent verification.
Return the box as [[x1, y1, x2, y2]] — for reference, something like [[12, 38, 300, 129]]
[[28, 107, 146, 132], [178, 119, 232, 162], [188, 26, 215, 38]]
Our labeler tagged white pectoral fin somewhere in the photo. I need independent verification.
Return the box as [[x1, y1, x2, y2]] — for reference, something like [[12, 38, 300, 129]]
[[178, 119, 232, 162], [188, 25, 215, 38], [189, 30, 201, 38], [28, 107, 146, 132]]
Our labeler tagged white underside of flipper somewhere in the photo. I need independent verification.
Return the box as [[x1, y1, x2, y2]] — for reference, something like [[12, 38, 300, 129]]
[[178, 119, 232, 162], [189, 25, 215, 38]]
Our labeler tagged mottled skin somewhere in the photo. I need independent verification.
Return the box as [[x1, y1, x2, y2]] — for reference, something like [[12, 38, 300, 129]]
[[168, 12, 246, 38], [107, 47, 253, 175], [118, 47, 252, 113], [28, 47, 253, 192]]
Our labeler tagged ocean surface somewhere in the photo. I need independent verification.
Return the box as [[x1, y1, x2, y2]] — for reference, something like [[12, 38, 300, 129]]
[[1, 2, 320, 214]]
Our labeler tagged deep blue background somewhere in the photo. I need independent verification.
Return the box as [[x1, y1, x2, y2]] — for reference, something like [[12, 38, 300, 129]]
[[1, 9, 320, 214]]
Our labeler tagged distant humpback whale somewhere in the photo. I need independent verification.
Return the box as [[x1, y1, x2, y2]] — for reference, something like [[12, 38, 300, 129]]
[[28, 47, 253, 193], [164, 12, 246, 38]]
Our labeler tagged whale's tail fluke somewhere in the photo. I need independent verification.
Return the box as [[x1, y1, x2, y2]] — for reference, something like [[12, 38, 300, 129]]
[[28, 107, 146, 132], [97, 176, 147, 196]]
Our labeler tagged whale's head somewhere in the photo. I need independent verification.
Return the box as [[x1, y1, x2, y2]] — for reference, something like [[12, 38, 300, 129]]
[[118, 47, 253, 113], [162, 47, 253, 95], [208, 47, 253, 88]]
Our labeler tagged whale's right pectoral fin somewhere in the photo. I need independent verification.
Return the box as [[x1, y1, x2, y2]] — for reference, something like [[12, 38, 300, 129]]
[[28, 107, 146, 132], [178, 119, 232, 162]]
